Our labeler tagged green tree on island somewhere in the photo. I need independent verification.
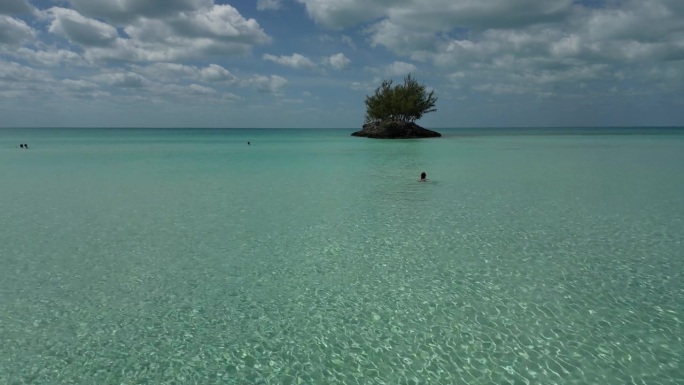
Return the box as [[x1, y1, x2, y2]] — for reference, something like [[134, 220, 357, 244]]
[[352, 74, 441, 138], [364, 74, 437, 124]]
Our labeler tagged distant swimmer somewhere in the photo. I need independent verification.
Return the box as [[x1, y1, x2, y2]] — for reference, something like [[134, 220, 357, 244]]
[[247, 141, 250, 146], [420, 172, 427, 182]]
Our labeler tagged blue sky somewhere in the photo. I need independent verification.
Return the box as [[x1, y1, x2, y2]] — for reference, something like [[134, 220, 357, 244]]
[[1, 0, 683, 128]]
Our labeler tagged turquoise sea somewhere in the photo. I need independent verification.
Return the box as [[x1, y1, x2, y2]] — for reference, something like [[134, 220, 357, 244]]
[[1, 127, 682, 384]]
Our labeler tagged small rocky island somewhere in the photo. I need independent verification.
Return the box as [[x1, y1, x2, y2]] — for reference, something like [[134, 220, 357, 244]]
[[352, 121, 441, 139], [352, 74, 441, 139]]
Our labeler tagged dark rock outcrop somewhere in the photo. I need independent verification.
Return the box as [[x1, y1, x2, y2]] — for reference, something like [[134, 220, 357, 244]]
[[351, 121, 441, 139]]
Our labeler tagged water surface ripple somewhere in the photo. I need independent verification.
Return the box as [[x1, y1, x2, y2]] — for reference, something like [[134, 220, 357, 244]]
[[1, 128, 682, 384]]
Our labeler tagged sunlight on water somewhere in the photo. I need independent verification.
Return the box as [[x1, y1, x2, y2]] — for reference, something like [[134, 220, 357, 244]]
[[1, 128, 683, 384]]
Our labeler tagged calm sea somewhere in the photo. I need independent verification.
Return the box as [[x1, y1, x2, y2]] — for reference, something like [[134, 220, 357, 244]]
[[1, 127, 683, 384]]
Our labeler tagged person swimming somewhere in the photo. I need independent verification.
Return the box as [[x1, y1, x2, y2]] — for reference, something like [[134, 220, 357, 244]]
[[420, 172, 427, 181]]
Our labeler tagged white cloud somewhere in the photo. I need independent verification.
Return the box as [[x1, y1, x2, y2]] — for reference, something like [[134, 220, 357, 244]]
[[583, 1, 680, 42], [413, 0, 684, 98], [68, 66, 241, 103], [385, 61, 418, 76], [366, 19, 437, 54], [61, 78, 99, 91], [388, 0, 572, 31], [299, 0, 684, 73], [14, 47, 87, 67], [0, 0, 33, 15], [129, 63, 238, 85], [245, 74, 288, 93], [67, 0, 214, 23], [47, 7, 119, 47], [93, 72, 148, 88], [340, 35, 356, 49], [447, 71, 465, 84], [350, 81, 376, 92], [296, 0, 388, 29], [149, 82, 221, 101], [324, 53, 350, 70], [199, 64, 237, 82], [0, 60, 52, 83], [187, 83, 217, 95], [129, 63, 197, 81], [0, 60, 57, 99], [319, 33, 356, 49], [42, 4, 270, 62], [59, 79, 111, 100], [473, 83, 529, 95], [263, 53, 317, 69], [257, 0, 283, 11], [0, 15, 34, 46], [161, 5, 270, 43], [297, 0, 573, 30]]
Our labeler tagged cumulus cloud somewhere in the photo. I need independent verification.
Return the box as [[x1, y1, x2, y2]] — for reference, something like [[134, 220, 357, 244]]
[[385, 61, 418, 76], [63, 0, 270, 46], [187, 83, 217, 95], [0, 60, 52, 83], [0, 60, 59, 99], [263, 53, 317, 69], [319, 34, 356, 49], [47, 8, 119, 47], [161, 5, 270, 43], [66, 0, 214, 23], [61, 78, 99, 91], [472, 83, 529, 95], [257, 0, 283, 11], [573, 1, 684, 61], [389, 0, 572, 31], [340, 35, 356, 49], [199, 64, 237, 82], [582, 1, 679, 43], [93, 72, 148, 88], [298, 0, 684, 72], [58, 78, 110, 99], [318, 0, 682, 101], [295, 0, 389, 29], [246, 74, 288, 93], [366, 19, 437, 54], [297, 0, 572, 30], [350, 82, 366, 91], [0, 15, 34, 46], [324, 53, 351, 70], [15, 47, 87, 67], [65, 66, 242, 103], [42, 4, 270, 62], [131, 63, 237, 83], [428, 3, 684, 70], [0, 0, 33, 15], [119, 4, 271, 57]]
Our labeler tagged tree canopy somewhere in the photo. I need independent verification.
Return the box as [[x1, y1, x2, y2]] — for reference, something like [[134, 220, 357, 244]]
[[364, 74, 437, 124]]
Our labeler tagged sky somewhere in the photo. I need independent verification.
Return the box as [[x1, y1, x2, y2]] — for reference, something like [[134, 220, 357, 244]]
[[1, 0, 683, 128]]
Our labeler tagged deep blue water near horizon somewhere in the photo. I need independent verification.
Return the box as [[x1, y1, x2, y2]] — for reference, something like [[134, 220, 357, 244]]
[[1, 127, 683, 384]]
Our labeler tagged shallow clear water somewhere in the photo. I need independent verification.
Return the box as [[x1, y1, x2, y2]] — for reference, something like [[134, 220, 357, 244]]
[[1, 127, 683, 384]]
